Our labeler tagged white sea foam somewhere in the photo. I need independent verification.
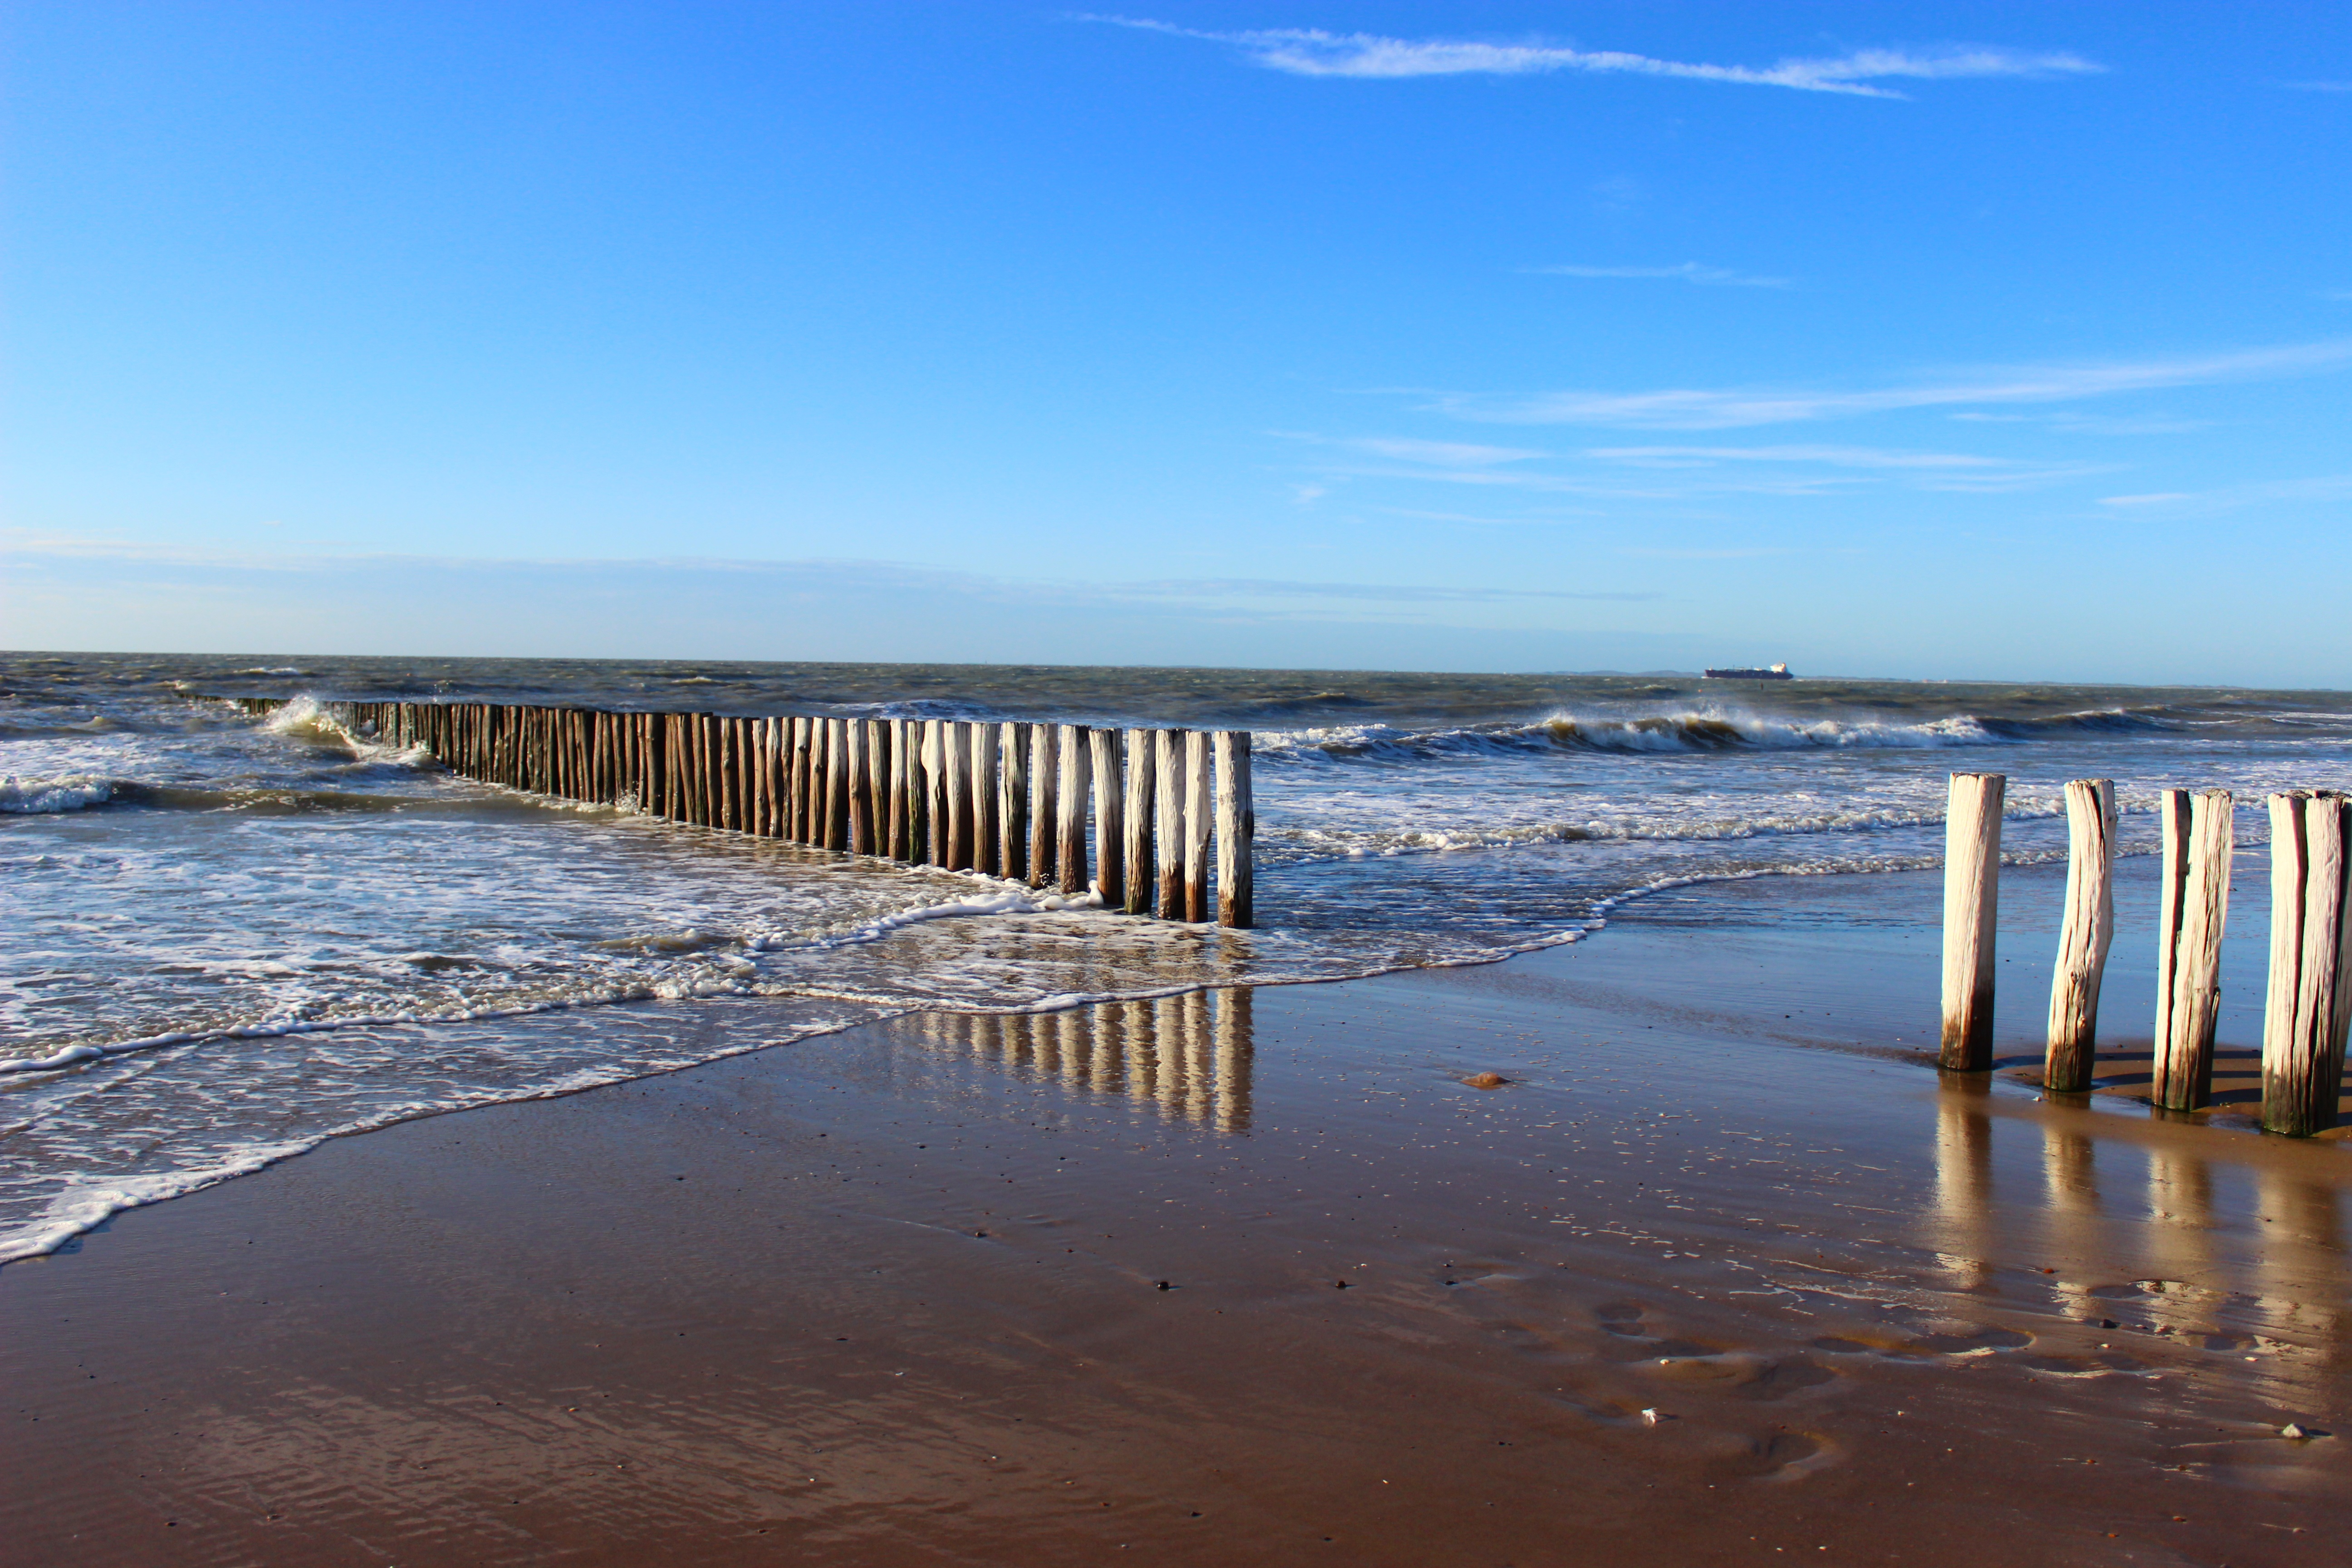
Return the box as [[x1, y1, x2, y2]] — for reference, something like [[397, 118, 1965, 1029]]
[[0, 774, 113, 813], [1254, 707, 2007, 761]]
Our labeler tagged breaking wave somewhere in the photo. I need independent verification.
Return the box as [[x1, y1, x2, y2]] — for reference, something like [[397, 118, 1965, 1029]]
[[0, 775, 113, 813], [1258, 706, 2174, 762]]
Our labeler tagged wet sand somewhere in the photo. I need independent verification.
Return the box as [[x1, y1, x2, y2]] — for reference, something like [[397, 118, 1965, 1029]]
[[5, 865, 2347, 1566]]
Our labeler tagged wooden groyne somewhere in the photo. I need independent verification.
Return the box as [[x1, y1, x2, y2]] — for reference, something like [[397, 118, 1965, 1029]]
[[1943, 772, 2350, 1135], [227, 698, 1256, 928]]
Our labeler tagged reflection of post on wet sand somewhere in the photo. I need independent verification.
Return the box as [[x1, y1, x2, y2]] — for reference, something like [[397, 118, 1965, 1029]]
[[907, 989, 1255, 1132], [1928, 1094, 2349, 1362], [2042, 1124, 2103, 1320], [2139, 1147, 2217, 1337], [1931, 1079, 1995, 1289], [2249, 1169, 2348, 1356]]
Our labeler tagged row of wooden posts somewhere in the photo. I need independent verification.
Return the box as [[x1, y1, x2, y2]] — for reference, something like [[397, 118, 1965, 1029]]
[[1940, 772, 2351, 1137], [233, 698, 1255, 927]]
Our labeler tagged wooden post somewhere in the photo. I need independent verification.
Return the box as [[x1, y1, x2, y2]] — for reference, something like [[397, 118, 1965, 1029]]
[[920, 721, 948, 865], [824, 718, 850, 850], [1181, 730, 1213, 922], [1215, 730, 1254, 930], [942, 720, 972, 870], [2153, 790, 2234, 1110], [897, 718, 924, 862], [846, 718, 873, 854], [2043, 778, 2116, 1091], [1090, 728, 1124, 905], [782, 717, 805, 842], [1939, 773, 2005, 1070], [1028, 724, 1059, 887], [999, 722, 1029, 882], [1057, 725, 1091, 895], [971, 721, 1001, 877], [2264, 792, 2352, 1136], [866, 720, 892, 851], [720, 717, 741, 828], [771, 717, 789, 838], [745, 719, 765, 832], [1155, 730, 1185, 919], [1122, 728, 1155, 916]]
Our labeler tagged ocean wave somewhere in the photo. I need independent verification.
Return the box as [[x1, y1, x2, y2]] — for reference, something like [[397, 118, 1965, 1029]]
[[0, 775, 113, 813], [1256, 708, 2006, 761]]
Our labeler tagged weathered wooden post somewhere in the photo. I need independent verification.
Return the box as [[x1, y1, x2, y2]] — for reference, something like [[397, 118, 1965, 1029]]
[[824, 717, 851, 850], [1183, 730, 1213, 923], [1056, 725, 1091, 894], [1155, 730, 1186, 919], [1215, 730, 1254, 930], [2152, 789, 2234, 1110], [863, 720, 889, 850], [1090, 728, 1124, 905], [746, 718, 766, 832], [2043, 778, 2116, 1091], [922, 720, 950, 866], [720, 717, 742, 828], [939, 720, 970, 870], [999, 722, 1029, 882], [1122, 728, 1156, 916], [2263, 792, 2352, 1136], [845, 718, 873, 853], [905, 720, 926, 861], [883, 719, 910, 858], [1940, 772, 2005, 1071], [1028, 724, 1058, 888], [971, 721, 1001, 876]]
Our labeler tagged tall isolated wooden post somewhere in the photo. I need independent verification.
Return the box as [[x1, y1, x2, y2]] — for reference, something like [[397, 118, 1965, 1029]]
[[1940, 772, 2006, 1071], [2152, 789, 2233, 1110], [2043, 778, 2116, 1092], [2262, 792, 2352, 1136]]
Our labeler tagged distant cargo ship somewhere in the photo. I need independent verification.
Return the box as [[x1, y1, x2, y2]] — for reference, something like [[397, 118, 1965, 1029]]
[[1702, 662, 1793, 681]]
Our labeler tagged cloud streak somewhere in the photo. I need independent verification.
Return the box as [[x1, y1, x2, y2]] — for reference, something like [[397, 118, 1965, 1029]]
[[1426, 340, 2352, 429], [1083, 17, 2102, 99], [1527, 262, 1789, 288]]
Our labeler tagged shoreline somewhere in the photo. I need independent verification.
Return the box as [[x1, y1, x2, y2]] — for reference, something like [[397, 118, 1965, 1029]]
[[5, 864, 2348, 1564]]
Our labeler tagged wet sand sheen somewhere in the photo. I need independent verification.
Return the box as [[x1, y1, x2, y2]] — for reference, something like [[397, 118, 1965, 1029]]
[[4, 870, 2347, 1565]]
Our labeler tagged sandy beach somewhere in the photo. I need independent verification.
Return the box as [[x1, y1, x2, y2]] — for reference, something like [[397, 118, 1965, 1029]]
[[5, 861, 2346, 1566]]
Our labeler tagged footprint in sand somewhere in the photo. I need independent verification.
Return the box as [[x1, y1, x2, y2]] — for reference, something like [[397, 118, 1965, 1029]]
[[1594, 1299, 1649, 1336], [1644, 1351, 1836, 1401]]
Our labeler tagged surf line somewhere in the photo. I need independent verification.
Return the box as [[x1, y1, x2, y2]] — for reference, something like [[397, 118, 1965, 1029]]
[[218, 697, 1256, 929], [1938, 771, 2348, 1137]]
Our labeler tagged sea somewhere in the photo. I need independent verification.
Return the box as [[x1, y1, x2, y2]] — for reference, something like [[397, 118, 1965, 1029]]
[[8, 650, 2352, 1263]]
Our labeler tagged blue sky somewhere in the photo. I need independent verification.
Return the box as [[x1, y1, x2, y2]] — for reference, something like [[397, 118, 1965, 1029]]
[[5, 3, 2349, 681]]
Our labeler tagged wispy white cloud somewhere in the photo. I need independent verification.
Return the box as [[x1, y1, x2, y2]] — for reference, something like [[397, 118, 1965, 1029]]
[[1950, 410, 2214, 434], [1580, 443, 2106, 493], [1587, 444, 2006, 470], [1375, 505, 1606, 525], [1112, 576, 1656, 603], [1332, 435, 1548, 466], [2094, 475, 2352, 513], [0, 531, 1661, 612], [1527, 262, 1790, 288], [1082, 16, 2102, 99], [1617, 545, 1796, 559], [1426, 340, 2352, 429]]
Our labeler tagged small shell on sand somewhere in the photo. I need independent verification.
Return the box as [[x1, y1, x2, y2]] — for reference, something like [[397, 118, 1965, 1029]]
[[1465, 1072, 1508, 1090]]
